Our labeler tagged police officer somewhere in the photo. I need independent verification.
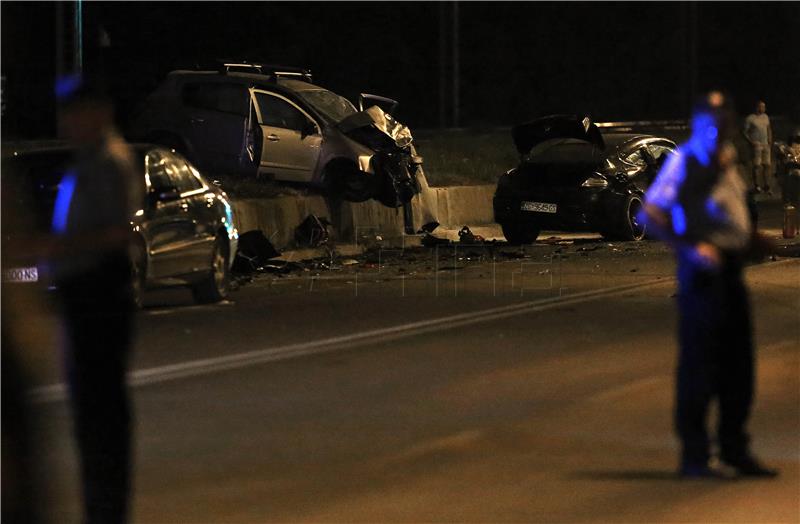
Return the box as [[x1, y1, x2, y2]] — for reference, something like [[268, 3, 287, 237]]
[[51, 78, 143, 523], [641, 91, 778, 479]]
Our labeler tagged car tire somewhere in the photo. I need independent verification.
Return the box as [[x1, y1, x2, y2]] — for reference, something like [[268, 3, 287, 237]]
[[342, 172, 373, 202], [618, 194, 647, 241], [192, 235, 230, 304], [501, 222, 540, 245], [324, 168, 373, 203]]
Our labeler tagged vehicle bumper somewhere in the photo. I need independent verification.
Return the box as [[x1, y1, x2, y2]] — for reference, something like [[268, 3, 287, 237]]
[[493, 189, 607, 231]]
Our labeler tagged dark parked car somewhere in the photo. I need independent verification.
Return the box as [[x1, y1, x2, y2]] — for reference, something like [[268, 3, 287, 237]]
[[1, 142, 239, 305], [129, 62, 424, 207], [493, 115, 676, 243]]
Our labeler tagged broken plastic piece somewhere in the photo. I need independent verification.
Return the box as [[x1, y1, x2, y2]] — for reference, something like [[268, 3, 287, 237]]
[[295, 215, 331, 248], [232, 230, 280, 273]]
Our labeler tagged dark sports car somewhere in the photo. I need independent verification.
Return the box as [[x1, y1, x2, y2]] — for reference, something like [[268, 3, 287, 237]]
[[493, 115, 676, 243]]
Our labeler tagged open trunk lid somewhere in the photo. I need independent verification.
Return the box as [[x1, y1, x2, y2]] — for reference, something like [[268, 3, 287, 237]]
[[512, 115, 604, 156]]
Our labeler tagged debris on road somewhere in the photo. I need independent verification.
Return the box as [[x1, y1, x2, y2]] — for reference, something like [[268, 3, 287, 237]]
[[295, 215, 331, 248], [421, 232, 451, 247], [458, 225, 486, 243], [232, 230, 281, 274]]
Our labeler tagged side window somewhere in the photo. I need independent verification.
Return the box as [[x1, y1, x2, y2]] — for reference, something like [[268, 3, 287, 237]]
[[254, 92, 308, 132], [169, 155, 203, 194], [182, 83, 248, 116], [146, 151, 175, 192]]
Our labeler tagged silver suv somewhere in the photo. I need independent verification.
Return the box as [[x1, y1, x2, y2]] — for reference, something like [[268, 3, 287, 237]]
[[129, 63, 423, 207]]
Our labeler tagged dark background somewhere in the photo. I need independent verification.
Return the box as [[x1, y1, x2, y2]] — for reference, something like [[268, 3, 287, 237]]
[[2, 1, 799, 139]]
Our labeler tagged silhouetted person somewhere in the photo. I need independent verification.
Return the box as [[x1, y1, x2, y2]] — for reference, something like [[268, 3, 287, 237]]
[[51, 76, 143, 523], [641, 91, 778, 479], [743, 100, 773, 194]]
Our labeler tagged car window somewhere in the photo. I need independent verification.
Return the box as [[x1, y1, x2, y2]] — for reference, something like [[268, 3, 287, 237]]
[[182, 82, 248, 117], [145, 151, 176, 192], [168, 154, 204, 194], [254, 92, 308, 132], [296, 89, 357, 123]]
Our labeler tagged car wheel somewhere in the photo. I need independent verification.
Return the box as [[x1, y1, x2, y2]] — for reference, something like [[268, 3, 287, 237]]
[[501, 222, 540, 245], [324, 168, 373, 203], [619, 194, 646, 241], [192, 235, 230, 304], [342, 172, 373, 202]]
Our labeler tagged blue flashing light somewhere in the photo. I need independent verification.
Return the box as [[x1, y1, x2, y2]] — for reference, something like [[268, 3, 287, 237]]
[[688, 112, 719, 167], [55, 74, 83, 101], [705, 198, 725, 221], [52, 171, 77, 234], [671, 204, 687, 236]]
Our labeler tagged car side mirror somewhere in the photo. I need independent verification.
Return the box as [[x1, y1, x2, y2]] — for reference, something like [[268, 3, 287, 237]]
[[301, 119, 317, 138]]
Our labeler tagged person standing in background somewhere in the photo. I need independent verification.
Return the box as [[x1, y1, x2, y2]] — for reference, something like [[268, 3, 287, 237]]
[[743, 100, 773, 194]]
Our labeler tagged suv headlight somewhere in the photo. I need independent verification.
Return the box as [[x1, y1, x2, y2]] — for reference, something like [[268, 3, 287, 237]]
[[581, 174, 608, 188]]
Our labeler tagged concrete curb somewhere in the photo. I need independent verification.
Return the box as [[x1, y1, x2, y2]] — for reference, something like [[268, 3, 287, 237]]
[[232, 184, 497, 255]]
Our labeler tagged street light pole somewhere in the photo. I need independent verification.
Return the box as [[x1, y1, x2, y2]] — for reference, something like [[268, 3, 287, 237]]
[[439, 2, 447, 129], [452, 1, 460, 128]]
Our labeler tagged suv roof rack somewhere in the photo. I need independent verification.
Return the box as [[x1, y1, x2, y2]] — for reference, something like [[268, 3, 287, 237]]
[[211, 60, 313, 83]]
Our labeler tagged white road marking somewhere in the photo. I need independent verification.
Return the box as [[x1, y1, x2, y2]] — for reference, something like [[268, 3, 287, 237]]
[[30, 277, 676, 404]]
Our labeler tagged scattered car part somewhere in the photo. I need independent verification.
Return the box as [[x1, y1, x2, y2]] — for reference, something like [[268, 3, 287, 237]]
[[294, 214, 330, 248], [232, 230, 281, 273]]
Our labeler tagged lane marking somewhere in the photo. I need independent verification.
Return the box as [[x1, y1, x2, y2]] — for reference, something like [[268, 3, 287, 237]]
[[30, 277, 675, 404]]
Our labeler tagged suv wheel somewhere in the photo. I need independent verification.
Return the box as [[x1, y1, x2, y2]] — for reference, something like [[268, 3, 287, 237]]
[[192, 236, 230, 304]]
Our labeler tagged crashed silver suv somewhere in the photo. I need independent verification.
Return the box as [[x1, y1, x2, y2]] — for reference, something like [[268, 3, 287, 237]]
[[129, 63, 422, 207]]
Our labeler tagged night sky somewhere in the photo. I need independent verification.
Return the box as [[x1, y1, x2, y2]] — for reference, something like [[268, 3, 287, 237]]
[[2, 1, 798, 138]]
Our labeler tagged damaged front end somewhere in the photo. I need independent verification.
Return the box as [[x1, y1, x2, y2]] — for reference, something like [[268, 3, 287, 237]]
[[338, 105, 423, 208]]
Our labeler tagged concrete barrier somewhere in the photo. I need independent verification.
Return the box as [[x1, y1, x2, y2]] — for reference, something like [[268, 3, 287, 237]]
[[232, 184, 497, 251]]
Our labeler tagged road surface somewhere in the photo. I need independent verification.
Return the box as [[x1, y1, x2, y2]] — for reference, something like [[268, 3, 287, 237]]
[[25, 235, 800, 523]]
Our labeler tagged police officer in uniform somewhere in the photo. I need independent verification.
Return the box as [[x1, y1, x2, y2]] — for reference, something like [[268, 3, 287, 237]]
[[51, 78, 143, 523], [641, 91, 778, 479]]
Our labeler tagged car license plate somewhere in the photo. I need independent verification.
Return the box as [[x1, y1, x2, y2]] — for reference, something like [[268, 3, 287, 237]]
[[520, 201, 557, 214], [2, 266, 39, 283]]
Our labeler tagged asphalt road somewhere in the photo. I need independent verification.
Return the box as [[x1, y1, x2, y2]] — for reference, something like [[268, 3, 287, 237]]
[[25, 227, 800, 522]]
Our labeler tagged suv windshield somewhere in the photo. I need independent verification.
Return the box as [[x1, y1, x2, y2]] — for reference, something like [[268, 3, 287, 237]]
[[296, 89, 357, 123]]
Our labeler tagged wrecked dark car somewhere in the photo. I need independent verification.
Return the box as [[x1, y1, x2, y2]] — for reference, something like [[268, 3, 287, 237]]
[[493, 115, 676, 243], [129, 62, 423, 207]]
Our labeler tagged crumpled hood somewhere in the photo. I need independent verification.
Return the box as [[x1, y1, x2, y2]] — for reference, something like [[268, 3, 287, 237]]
[[338, 105, 413, 149], [512, 115, 604, 156]]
